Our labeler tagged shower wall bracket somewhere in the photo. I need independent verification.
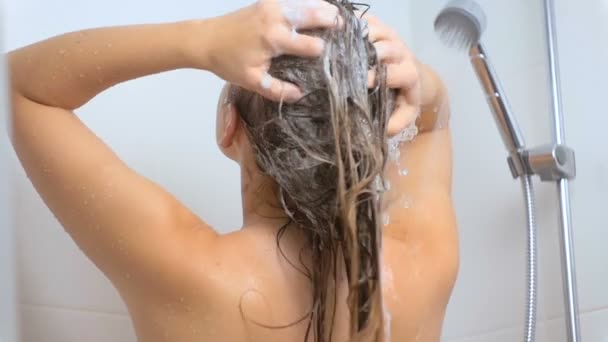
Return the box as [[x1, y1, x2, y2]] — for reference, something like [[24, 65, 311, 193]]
[[508, 144, 576, 181]]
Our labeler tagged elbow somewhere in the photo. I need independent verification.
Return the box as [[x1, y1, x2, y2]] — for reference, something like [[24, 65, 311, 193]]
[[416, 63, 451, 134], [7, 51, 80, 111]]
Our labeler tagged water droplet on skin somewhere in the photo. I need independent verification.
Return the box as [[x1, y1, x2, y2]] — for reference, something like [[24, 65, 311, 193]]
[[125, 273, 131, 279], [179, 297, 185, 303], [383, 214, 390, 226], [96, 65, 101, 71], [79, 73, 85, 78], [400, 168, 409, 176], [433, 107, 439, 113], [384, 179, 391, 191], [93, 50, 99, 56]]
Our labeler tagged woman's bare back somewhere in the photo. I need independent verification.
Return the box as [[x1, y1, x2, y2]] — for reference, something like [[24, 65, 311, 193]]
[[123, 206, 458, 342]]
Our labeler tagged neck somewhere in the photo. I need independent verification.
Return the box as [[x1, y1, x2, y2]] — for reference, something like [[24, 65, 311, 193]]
[[240, 163, 289, 228]]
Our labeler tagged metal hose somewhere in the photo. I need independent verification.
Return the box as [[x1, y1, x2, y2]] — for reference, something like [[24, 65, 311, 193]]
[[521, 175, 538, 342]]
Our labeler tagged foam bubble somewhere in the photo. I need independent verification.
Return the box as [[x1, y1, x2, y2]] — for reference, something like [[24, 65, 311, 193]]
[[260, 73, 273, 90]]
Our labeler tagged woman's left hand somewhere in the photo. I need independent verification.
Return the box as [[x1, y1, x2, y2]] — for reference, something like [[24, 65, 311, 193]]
[[364, 14, 421, 136]]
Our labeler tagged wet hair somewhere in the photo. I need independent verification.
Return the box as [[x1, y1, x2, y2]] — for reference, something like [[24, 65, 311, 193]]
[[229, 1, 395, 341]]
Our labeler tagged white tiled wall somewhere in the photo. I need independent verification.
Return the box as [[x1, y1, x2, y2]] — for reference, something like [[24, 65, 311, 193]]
[[1, 2, 18, 340], [5, 0, 608, 341]]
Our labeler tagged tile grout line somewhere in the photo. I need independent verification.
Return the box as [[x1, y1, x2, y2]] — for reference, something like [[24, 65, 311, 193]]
[[20, 302, 130, 319], [580, 306, 608, 315], [444, 306, 608, 341]]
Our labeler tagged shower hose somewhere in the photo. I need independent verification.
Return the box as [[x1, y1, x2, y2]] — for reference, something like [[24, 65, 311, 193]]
[[521, 175, 538, 342]]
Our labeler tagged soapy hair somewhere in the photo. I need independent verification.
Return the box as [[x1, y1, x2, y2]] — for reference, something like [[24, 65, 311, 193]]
[[230, 1, 395, 340]]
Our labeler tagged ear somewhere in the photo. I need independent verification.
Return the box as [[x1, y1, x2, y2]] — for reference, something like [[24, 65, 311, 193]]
[[219, 104, 240, 149]]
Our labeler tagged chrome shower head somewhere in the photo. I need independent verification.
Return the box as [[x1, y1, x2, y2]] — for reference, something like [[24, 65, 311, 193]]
[[434, 0, 528, 175], [434, 0, 487, 50]]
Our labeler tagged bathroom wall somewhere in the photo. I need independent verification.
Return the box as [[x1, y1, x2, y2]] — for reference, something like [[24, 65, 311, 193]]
[[6, 0, 607, 341], [407, 0, 608, 341], [3, 1, 411, 341], [1, 1, 19, 341]]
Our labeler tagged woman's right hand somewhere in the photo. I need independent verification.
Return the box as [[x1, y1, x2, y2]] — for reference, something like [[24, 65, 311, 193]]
[[195, 0, 341, 102]]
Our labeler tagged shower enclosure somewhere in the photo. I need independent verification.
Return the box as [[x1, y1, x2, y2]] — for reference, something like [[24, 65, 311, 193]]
[[436, 0, 578, 341], [1, 0, 607, 342], [409, 0, 608, 340]]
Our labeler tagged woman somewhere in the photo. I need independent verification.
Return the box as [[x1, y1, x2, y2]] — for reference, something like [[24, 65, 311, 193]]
[[8, 0, 458, 341]]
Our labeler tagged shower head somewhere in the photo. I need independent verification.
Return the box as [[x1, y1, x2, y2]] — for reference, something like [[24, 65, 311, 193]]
[[434, 0, 528, 175], [434, 0, 487, 50]]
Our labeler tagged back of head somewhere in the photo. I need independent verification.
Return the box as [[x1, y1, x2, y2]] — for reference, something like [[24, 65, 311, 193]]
[[229, 1, 395, 341]]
